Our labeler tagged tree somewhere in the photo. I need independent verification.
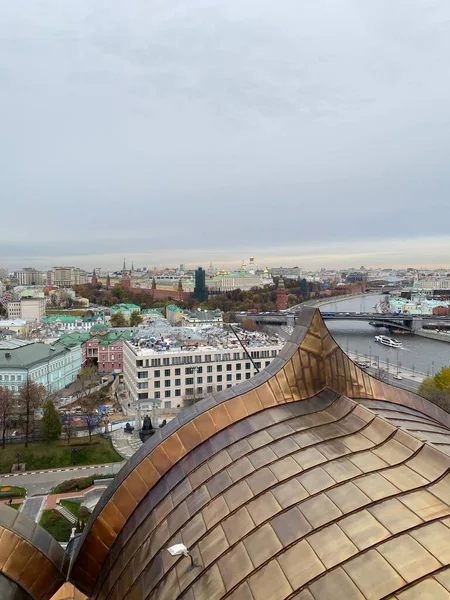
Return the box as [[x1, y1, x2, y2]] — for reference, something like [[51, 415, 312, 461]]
[[62, 410, 74, 444], [80, 395, 101, 443], [418, 372, 450, 412], [241, 318, 257, 332], [129, 311, 144, 327], [0, 387, 14, 448], [76, 366, 97, 399], [41, 399, 62, 442], [434, 367, 450, 393], [18, 378, 47, 447], [110, 312, 128, 328]]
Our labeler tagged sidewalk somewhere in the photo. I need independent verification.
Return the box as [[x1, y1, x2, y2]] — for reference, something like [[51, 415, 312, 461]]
[[1, 461, 122, 479], [45, 486, 97, 510]]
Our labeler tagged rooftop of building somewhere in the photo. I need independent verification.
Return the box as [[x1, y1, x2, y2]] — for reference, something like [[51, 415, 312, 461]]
[[0, 319, 27, 327], [42, 314, 103, 324], [165, 304, 183, 312], [110, 303, 140, 310], [0, 339, 77, 369], [183, 308, 223, 320], [126, 325, 283, 356], [58, 329, 137, 347]]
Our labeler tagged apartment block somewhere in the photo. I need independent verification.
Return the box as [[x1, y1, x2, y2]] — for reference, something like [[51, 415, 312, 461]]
[[123, 337, 283, 411]]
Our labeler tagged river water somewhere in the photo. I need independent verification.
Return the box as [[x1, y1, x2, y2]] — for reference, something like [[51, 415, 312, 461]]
[[320, 294, 450, 376]]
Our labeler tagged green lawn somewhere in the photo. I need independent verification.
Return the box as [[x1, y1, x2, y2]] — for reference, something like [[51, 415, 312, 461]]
[[40, 509, 73, 542], [10, 503, 21, 511], [60, 499, 90, 524], [0, 436, 122, 474]]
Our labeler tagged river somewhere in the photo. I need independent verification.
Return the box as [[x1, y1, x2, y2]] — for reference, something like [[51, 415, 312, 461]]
[[320, 294, 450, 376]]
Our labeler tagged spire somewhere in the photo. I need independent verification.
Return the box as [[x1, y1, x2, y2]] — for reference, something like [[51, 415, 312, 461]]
[[123, 258, 126, 272], [131, 261, 134, 271]]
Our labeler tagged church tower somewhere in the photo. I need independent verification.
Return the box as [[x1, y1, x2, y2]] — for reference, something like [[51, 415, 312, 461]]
[[91, 269, 98, 286]]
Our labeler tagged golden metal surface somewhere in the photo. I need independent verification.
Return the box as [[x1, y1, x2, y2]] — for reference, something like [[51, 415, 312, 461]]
[[62, 308, 450, 600]]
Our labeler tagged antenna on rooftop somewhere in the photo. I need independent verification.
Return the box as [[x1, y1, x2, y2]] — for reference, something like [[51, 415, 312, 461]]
[[227, 323, 260, 373]]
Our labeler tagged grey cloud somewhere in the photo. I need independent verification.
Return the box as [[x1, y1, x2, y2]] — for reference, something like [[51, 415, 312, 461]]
[[1, 0, 450, 270]]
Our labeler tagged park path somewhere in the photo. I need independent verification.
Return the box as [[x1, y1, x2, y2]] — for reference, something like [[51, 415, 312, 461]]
[[21, 496, 47, 522]]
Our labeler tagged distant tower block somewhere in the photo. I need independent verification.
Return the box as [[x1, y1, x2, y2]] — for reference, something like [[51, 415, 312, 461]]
[[91, 269, 98, 286], [276, 278, 288, 311]]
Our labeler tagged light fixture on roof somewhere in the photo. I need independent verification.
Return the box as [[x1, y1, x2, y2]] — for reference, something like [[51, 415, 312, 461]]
[[167, 543, 198, 570]]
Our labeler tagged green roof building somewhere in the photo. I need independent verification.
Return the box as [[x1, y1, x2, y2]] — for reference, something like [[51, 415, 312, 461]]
[[0, 339, 82, 393], [110, 304, 141, 319]]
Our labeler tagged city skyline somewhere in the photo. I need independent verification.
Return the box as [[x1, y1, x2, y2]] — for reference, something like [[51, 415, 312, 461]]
[[2, 233, 450, 272], [1, 2, 450, 270]]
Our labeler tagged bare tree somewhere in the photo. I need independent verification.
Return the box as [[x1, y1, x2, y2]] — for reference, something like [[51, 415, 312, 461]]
[[62, 410, 74, 444], [377, 368, 389, 382], [80, 395, 101, 443], [0, 387, 14, 448], [75, 366, 97, 400], [17, 377, 46, 447]]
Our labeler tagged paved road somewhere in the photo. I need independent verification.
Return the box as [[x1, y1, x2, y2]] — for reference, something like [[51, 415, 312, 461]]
[[21, 496, 46, 522], [0, 462, 125, 496]]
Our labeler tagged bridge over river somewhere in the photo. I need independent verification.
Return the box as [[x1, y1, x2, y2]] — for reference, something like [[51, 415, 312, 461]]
[[240, 310, 450, 332]]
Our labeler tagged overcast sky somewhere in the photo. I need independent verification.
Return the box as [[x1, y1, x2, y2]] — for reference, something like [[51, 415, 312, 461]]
[[1, 0, 450, 271]]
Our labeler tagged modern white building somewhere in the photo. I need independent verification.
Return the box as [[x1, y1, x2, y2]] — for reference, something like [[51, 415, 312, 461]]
[[123, 335, 284, 411]]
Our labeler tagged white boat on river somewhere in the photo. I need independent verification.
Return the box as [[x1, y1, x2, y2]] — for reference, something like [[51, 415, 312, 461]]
[[374, 335, 403, 348]]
